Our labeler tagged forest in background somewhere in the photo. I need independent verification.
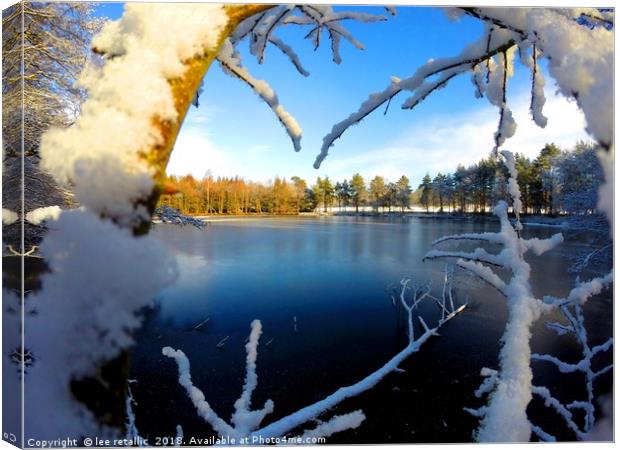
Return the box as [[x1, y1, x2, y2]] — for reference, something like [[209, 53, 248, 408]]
[[158, 141, 602, 217]]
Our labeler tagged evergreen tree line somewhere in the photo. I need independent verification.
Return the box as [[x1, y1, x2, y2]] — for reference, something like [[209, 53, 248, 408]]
[[415, 141, 603, 216], [314, 174, 413, 213]]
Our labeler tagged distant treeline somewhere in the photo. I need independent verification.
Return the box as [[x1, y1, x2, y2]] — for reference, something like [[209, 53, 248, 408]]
[[158, 141, 601, 216], [157, 173, 414, 215], [159, 175, 313, 215], [416, 141, 602, 215]]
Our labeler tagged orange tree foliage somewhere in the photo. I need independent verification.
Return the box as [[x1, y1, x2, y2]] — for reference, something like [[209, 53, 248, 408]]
[[158, 174, 317, 215]]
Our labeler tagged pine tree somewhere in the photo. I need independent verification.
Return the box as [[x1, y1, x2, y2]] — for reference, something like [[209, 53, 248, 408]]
[[369, 176, 386, 212], [396, 175, 412, 212], [350, 173, 367, 214], [418, 173, 433, 213]]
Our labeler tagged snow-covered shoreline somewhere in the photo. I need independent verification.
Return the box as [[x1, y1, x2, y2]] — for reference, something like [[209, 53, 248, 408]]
[[164, 211, 573, 227]]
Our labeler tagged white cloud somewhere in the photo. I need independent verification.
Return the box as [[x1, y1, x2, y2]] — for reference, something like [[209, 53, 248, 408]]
[[167, 88, 591, 185], [323, 89, 590, 183], [166, 114, 277, 181], [166, 124, 235, 179]]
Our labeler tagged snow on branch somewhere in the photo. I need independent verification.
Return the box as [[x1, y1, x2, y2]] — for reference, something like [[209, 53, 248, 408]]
[[219, 5, 387, 153], [531, 386, 586, 439], [474, 368, 499, 398], [267, 36, 309, 77], [531, 353, 583, 374], [24, 205, 62, 225], [424, 248, 504, 268], [528, 43, 548, 128], [401, 69, 460, 110], [432, 232, 505, 246], [218, 39, 302, 152], [314, 32, 517, 168], [569, 242, 612, 274], [530, 423, 556, 442], [162, 346, 236, 437], [153, 206, 206, 229], [249, 5, 296, 64], [231, 320, 275, 435], [297, 411, 366, 440], [2, 208, 18, 225], [500, 150, 523, 227], [542, 271, 613, 308], [454, 260, 507, 298], [521, 234, 564, 256], [554, 8, 614, 29], [531, 281, 613, 438], [41, 3, 237, 227], [431, 150, 611, 442], [460, 8, 528, 37], [231, 5, 385, 67], [473, 8, 614, 227], [425, 151, 567, 442], [125, 381, 146, 444], [489, 49, 517, 152], [164, 268, 466, 441]]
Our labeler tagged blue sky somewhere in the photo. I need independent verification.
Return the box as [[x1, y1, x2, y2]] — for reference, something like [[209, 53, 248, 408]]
[[95, 3, 589, 186]]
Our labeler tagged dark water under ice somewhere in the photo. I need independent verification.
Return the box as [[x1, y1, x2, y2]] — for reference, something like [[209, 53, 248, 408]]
[[129, 216, 612, 444]]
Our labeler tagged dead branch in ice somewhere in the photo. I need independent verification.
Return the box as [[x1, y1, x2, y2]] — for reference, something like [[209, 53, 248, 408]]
[[216, 336, 230, 349], [162, 268, 466, 441]]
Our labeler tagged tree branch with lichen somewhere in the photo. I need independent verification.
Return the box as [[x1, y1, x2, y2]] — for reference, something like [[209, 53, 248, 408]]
[[133, 4, 273, 234]]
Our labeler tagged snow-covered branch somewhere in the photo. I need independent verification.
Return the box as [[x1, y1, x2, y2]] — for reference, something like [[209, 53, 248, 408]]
[[220, 5, 387, 153], [2, 208, 18, 225], [531, 283, 613, 438], [297, 411, 365, 440], [267, 36, 309, 77], [531, 385, 586, 439], [426, 151, 564, 441], [231, 320, 275, 435], [231, 5, 386, 67], [530, 353, 582, 374], [454, 260, 507, 298], [521, 234, 564, 256], [217, 39, 302, 152], [528, 43, 548, 128], [432, 232, 503, 246], [542, 271, 613, 308], [153, 206, 206, 229], [460, 8, 528, 37], [435, 150, 611, 442], [314, 35, 517, 168], [424, 248, 504, 268]]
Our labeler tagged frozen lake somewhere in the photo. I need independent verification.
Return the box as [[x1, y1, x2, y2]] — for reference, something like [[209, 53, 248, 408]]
[[129, 216, 612, 443]]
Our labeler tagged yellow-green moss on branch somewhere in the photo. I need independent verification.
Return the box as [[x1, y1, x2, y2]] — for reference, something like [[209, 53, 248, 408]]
[[137, 4, 273, 233]]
